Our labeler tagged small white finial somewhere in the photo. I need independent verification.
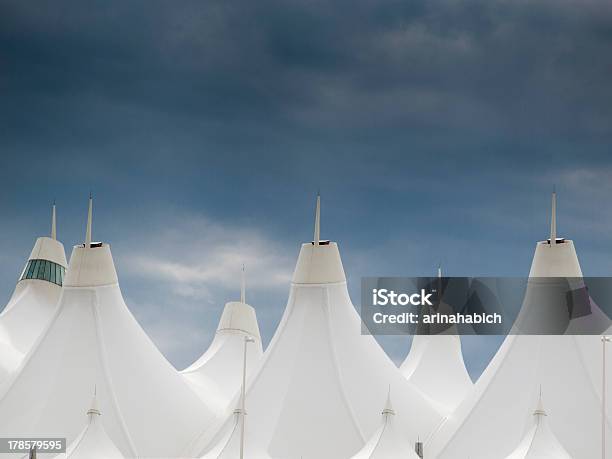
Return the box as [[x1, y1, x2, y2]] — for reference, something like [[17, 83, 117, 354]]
[[533, 386, 546, 417], [87, 385, 101, 417], [85, 193, 93, 247], [240, 264, 246, 304], [51, 201, 57, 240], [438, 263, 442, 279], [382, 385, 395, 417], [314, 192, 321, 246], [550, 188, 557, 245]]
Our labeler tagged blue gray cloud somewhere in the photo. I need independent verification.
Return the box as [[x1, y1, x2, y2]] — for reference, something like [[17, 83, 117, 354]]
[[1, 0, 611, 378]]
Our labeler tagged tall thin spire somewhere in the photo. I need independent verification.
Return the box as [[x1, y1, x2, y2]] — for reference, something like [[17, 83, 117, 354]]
[[240, 264, 246, 304], [85, 193, 93, 248], [314, 192, 320, 246], [51, 201, 57, 240], [550, 188, 557, 245], [87, 385, 101, 418], [534, 386, 546, 417], [438, 263, 442, 279], [382, 385, 395, 417]]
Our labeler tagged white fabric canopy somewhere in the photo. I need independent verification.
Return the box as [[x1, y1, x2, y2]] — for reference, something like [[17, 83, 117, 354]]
[[428, 225, 612, 458], [182, 300, 263, 411], [0, 242, 219, 457], [350, 393, 420, 459], [400, 334, 472, 414], [0, 236, 66, 383], [54, 393, 124, 459], [194, 240, 444, 458], [505, 397, 572, 459]]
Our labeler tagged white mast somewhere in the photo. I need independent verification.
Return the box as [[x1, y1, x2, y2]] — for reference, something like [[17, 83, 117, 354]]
[[87, 386, 101, 418], [85, 193, 93, 248], [51, 201, 57, 240], [550, 188, 557, 245], [240, 265, 246, 304], [314, 193, 321, 246], [382, 386, 395, 417]]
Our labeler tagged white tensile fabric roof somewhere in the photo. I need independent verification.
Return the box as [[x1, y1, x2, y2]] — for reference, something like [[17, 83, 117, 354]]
[[182, 299, 263, 411], [0, 200, 220, 458], [350, 392, 420, 459], [0, 228, 67, 383], [54, 392, 124, 459], [505, 396, 572, 459], [400, 333, 472, 414], [400, 269, 473, 414], [194, 224, 444, 458], [428, 193, 611, 458]]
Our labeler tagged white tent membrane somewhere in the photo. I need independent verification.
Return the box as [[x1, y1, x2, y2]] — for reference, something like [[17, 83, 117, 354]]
[[428, 192, 612, 458], [400, 334, 472, 414], [400, 269, 473, 414], [0, 198, 219, 458], [54, 391, 124, 459], [182, 270, 264, 411], [0, 204, 67, 383], [505, 395, 572, 459], [350, 391, 421, 459], [193, 196, 444, 459]]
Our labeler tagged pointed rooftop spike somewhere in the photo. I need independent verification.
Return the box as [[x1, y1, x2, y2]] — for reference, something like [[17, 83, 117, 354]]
[[313, 192, 321, 246], [382, 384, 395, 416], [550, 188, 557, 245], [85, 194, 93, 248], [240, 264, 246, 304], [86, 385, 101, 417], [533, 387, 546, 417], [51, 201, 57, 240], [438, 263, 442, 279]]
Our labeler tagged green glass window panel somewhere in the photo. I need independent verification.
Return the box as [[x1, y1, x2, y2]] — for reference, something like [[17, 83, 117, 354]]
[[36, 261, 43, 280], [20, 259, 65, 286], [50, 262, 56, 284], [44, 261, 51, 281], [39, 261, 47, 280], [27, 260, 36, 278], [32, 260, 41, 279]]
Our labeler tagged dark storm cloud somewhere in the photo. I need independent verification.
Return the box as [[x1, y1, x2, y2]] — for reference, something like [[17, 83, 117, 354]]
[[2, 0, 612, 147], [1, 0, 612, 377]]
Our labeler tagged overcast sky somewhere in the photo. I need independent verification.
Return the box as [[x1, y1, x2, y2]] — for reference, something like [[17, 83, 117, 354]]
[[1, 0, 611, 378]]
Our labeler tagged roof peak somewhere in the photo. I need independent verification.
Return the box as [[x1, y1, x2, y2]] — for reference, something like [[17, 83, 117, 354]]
[[86, 386, 101, 418], [85, 194, 93, 247], [313, 192, 321, 246], [533, 388, 547, 417], [240, 264, 246, 304], [549, 189, 557, 245], [382, 386, 395, 417], [51, 202, 57, 240]]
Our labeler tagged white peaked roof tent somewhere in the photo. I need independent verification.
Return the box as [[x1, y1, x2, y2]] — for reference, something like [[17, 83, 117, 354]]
[[428, 192, 612, 458], [505, 394, 572, 459], [200, 400, 270, 459], [54, 390, 124, 459], [182, 266, 264, 410], [400, 267, 473, 414], [0, 197, 219, 457], [193, 195, 444, 459], [350, 390, 421, 459], [0, 203, 67, 382]]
